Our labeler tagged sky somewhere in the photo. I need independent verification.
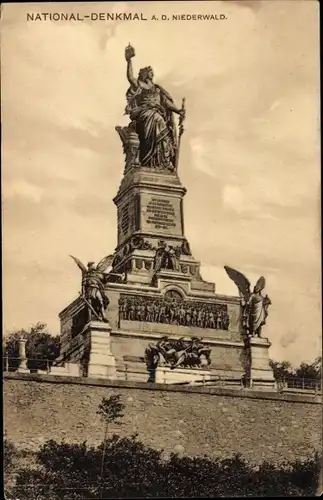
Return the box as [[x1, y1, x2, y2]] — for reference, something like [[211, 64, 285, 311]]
[[1, 1, 321, 366]]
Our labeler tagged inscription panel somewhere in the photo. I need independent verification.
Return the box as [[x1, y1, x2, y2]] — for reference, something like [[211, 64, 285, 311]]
[[141, 193, 183, 236], [121, 205, 130, 234], [146, 198, 176, 229], [133, 194, 141, 231], [118, 201, 134, 244]]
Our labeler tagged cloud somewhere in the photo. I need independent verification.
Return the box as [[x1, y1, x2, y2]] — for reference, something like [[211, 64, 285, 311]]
[[280, 332, 298, 349], [4, 179, 44, 203], [222, 185, 246, 212], [1, 1, 320, 366]]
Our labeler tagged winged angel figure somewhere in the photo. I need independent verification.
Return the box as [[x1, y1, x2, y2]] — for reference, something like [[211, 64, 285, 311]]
[[224, 266, 272, 338], [70, 255, 116, 322]]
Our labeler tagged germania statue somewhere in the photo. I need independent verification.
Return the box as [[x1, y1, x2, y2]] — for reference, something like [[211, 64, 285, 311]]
[[116, 44, 186, 173], [224, 266, 272, 338]]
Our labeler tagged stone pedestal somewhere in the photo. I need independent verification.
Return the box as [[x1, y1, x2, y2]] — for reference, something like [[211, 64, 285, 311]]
[[58, 160, 246, 384], [249, 337, 276, 391], [85, 321, 117, 380], [154, 366, 212, 385]]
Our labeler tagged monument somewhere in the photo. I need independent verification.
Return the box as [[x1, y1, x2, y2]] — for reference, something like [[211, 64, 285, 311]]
[[58, 44, 275, 389]]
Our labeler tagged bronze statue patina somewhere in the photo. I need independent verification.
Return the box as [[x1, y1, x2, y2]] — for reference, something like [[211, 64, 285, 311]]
[[153, 240, 181, 272], [224, 266, 272, 338], [145, 336, 211, 370], [119, 293, 230, 330], [116, 44, 186, 172], [70, 255, 121, 322]]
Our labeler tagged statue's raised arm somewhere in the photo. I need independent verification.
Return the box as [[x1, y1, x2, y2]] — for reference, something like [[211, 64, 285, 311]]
[[125, 44, 137, 88]]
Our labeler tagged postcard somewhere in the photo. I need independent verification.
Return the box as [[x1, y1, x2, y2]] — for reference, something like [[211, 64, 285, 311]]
[[2, 1, 321, 497]]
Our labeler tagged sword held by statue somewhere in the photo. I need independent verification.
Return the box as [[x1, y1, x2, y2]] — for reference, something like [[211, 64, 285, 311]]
[[175, 97, 186, 171]]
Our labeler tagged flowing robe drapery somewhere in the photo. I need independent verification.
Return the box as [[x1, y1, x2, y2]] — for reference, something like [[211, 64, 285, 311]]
[[248, 293, 266, 334], [83, 271, 109, 309], [126, 83, 177, 170]]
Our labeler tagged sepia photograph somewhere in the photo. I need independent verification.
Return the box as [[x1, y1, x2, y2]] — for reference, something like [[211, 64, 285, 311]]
[[2, 0, 321, 497]]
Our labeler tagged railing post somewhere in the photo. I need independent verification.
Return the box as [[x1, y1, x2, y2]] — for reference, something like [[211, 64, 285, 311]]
[[5, 355, 8, 372]]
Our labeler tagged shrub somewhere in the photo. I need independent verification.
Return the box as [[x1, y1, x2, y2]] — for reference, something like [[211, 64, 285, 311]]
[[4, 439, 18, 473], [11, 437, 321, 499]]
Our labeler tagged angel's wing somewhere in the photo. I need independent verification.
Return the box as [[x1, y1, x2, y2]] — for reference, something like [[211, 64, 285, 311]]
[[255, 276, 266, 291], [224, 266, 251, 300], [96, 254, 115, 273], [70, 255, 87, 274]]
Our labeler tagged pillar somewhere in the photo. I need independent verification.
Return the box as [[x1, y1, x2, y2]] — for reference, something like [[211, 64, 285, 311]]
[[249, 336, 276, 391], [85, 321, 117, 380], [18, 338, 28, 372]]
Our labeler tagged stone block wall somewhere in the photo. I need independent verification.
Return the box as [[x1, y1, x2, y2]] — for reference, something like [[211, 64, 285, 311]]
[[4, 374, 321, 465]]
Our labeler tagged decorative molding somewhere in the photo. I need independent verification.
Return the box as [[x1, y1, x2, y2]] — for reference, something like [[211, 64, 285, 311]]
[[5, 373, 320, 403], [111, 328, 244, 347]]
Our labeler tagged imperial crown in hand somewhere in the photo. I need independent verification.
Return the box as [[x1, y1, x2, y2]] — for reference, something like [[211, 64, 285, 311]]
[[125, 43, 135, 60]]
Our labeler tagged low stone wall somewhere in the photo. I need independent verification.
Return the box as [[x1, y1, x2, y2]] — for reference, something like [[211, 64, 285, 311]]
[[4, 373, 321, 465]]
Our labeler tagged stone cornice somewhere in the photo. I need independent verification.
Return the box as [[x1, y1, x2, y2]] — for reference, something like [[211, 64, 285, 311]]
[[111, 328, 244, 346], [106, 282, 240, 303], [4, 373, 321, 404], [114, 232, 190, 253], [59, 297, 84, 319], [114, 178, 187, 205]]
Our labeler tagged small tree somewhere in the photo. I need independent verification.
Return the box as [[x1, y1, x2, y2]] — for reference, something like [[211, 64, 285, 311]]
[[4, 322, 60, 371], [270, 357, 322, 390], [295, 357, 322, 389], [269, 360, 295, 382], [295, 358, 321, 381], [96, 394, 125, 498]]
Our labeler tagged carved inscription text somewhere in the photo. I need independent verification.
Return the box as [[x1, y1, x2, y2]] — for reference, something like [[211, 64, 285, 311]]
[[121, 204, 130, 234], [145, 197, 177, 230]]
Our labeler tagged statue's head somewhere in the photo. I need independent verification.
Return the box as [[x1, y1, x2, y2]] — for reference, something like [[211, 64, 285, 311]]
[[87, 261, 95, 270], [138, 66, 154, 82]]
